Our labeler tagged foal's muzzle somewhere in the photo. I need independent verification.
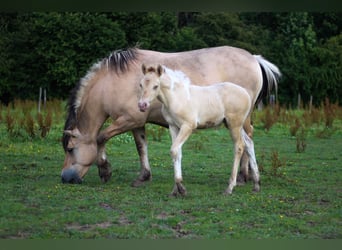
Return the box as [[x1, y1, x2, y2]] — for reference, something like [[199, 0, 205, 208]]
[[61, 168, 82, 184], [138, 101, 149, 112]]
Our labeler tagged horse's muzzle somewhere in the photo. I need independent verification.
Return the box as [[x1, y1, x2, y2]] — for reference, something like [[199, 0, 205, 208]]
[[61, 168, 83, 184]]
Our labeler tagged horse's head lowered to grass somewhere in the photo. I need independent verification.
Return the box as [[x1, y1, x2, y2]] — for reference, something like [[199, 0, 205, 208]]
[[61, 48, 139, 184], [62, 128, 98, 183]]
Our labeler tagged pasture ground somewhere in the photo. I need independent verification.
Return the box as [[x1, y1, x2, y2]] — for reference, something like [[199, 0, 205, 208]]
[[0, 103, 341, 239]]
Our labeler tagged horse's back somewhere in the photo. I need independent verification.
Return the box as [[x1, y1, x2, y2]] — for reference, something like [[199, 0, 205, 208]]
[[138, 46, 261, 103]]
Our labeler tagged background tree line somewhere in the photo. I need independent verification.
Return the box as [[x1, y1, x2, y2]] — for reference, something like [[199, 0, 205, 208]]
[[0, 12, 341, 106]]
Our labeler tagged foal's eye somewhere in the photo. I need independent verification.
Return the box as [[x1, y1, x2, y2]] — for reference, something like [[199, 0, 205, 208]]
[[153, 85, 158, 90], [139, 83, 143, 88]]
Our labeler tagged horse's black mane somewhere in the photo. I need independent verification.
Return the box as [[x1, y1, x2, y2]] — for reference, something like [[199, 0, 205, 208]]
[[62, 47, 139, 151], [107, 47, 139, 73]]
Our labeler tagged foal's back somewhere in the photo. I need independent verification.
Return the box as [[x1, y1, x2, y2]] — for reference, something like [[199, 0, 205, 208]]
[[190, 82, 251, 114], [180, 82, 251, 129]]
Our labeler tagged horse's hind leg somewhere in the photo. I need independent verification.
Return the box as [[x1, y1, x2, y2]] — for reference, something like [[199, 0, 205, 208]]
[[131, 126, 152, 187], [237, 152, 249, 185], [242, 130, 260, 192], [237, 117, 254, 185]]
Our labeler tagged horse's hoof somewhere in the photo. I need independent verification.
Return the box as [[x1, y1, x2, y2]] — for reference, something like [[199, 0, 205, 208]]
[[100, 173, 112, 183], [98, 162, 112, 183], [236, 172, 247, 186], [131, 179, 146, 187], [131, 170, 152, 187]]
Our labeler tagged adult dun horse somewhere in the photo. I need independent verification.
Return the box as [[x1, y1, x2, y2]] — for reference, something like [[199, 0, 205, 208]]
[[138, 64, 260, 195], [62, 46, 281, 185]]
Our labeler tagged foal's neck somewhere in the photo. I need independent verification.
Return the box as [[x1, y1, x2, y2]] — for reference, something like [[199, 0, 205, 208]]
[[158, 76, 190, 108]]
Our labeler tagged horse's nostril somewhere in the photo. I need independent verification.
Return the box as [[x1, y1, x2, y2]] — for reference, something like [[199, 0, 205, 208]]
[[61, 169, 82, 184]]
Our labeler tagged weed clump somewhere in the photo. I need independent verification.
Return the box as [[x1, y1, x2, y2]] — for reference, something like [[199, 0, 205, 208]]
[[323, 98, 337, 128], [260, 106, 278, 132], [37, 112, 52, 138], [296, 127, 307, 153], [270, 150, 286, 177], [24, 114, 36, 138]]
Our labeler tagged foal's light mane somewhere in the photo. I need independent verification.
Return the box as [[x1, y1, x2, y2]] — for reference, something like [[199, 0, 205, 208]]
[[163, 66, 191, 99]]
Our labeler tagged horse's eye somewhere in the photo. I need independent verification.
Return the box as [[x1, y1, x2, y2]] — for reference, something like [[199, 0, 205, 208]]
[[67, 148, 73, 153], [139, 83, 143, 88], [153, 85, 158, 90]]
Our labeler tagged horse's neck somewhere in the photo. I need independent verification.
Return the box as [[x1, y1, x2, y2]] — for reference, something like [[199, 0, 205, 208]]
[[77, 95, 108, 140]]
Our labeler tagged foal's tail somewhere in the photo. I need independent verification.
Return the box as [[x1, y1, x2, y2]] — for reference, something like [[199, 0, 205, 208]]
[[254, 55, 281, 105]]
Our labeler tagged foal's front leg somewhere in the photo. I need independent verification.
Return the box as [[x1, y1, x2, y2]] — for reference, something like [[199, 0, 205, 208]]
[[169, 125, 192, 197]]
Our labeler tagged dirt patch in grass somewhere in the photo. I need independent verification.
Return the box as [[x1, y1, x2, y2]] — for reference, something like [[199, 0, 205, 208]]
[[66, 221, 112, 231]]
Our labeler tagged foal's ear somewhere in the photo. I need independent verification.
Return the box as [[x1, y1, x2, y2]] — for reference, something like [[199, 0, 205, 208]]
[[142, 64, 147, 75], [157, 64, 164, 77]]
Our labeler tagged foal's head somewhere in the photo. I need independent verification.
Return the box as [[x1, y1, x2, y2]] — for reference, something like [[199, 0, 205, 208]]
[[138, 64, 164, 112]]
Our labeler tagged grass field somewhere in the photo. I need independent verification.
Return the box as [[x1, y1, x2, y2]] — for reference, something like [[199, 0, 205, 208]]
[[0, 101, 341, 239]]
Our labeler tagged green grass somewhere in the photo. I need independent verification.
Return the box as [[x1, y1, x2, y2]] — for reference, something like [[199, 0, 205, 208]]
[[0, 105, 341, 239]]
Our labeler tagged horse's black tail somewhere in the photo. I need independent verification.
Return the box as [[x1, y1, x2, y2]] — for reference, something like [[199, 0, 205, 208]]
[[254, 55, 281, 105]]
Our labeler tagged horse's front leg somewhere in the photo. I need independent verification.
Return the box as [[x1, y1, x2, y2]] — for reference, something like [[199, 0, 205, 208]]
[[131, 126, 152, 187], [169, 125, 192, 197], [96, 115, 149, 185], [96, 141, 113, 183]]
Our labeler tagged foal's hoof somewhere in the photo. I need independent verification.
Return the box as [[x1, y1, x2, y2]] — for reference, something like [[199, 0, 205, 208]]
[[170, 183, 187, 197], [223, 190, 233, 196], [252, 182, 261, 193], [224, 185, 235, 196], [98, 162, 112, 183]]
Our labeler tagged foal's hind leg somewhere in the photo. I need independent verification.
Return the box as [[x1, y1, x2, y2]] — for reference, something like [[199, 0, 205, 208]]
[[225, 126, 245, 195]]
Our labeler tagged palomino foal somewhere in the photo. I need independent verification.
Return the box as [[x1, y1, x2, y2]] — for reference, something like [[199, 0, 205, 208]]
[[138, 64, 260, 196]]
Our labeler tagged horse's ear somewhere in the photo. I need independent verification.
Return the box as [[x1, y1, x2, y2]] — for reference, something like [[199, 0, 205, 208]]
[[157, 65, 164, 77], [142, 64, 147, 75]]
